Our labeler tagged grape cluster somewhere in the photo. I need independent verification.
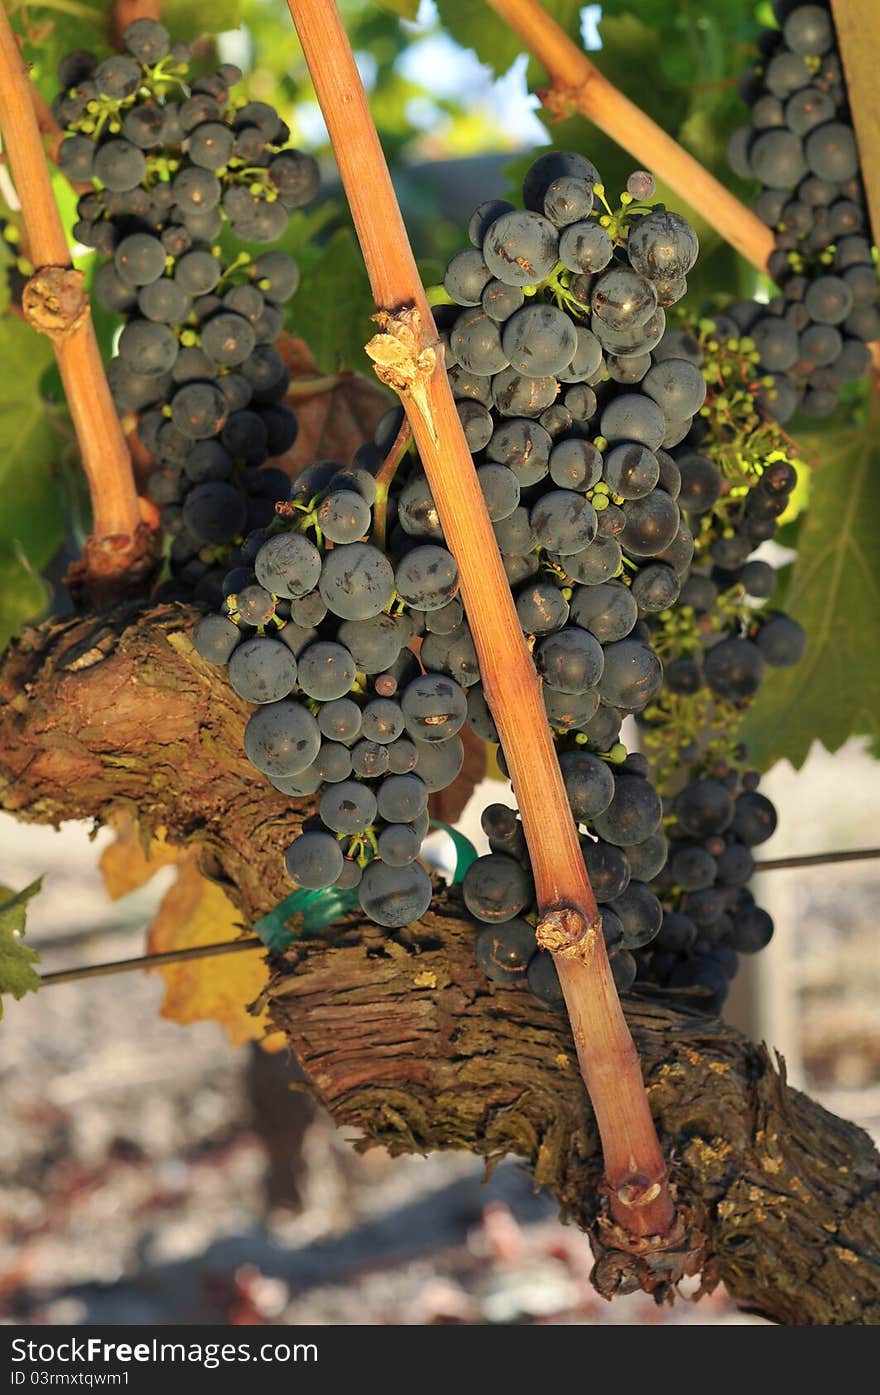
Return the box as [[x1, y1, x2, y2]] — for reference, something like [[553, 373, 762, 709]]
[[622, 313, 811, 1005], [663, 450, 805, 707], [54, 20, 318, 603], [653, 321, 806, 683], [190, 152, 705, 988], [652, 322, 806, 710], [184, 147, 797, 1019], [194, 457, 468, 930], [417, 155, 710, 1007], [471, 753, 668, 1009], [726, 0, 877, 420], [642, 767, 778, 1012], [432, 153, 704, 629]]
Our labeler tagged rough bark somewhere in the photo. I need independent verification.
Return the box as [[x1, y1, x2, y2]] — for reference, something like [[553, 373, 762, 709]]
[[263, 913, 880, 1325], [0, 605, 304, 914], [1, 605, 879, 1324]]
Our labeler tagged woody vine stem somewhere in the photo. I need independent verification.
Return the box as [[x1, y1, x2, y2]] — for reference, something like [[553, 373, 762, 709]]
[[0, 3, 150, 592], [285, 0, 690, 1262]]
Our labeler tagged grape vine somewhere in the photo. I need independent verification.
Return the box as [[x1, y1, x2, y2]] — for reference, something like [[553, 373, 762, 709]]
[[47, 0, 870, 1272], [0, 0, 876, 1320], [726, 0, 877, 421], [190, 153, 711, 1010]]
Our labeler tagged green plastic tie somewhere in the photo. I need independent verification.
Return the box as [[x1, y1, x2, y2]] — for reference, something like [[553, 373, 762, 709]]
[[254, 885, 360, 954], [429, 820, 478, 882], [254, 823, 477, 953]]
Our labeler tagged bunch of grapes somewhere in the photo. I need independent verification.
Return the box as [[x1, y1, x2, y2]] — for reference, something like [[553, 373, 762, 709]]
[[726, 0, 877, 420], [661, 452, 805, 703], [431, 152, 703, 623], [193, 455, 463, 930], [649, 317, 807, 709], [46, 12, 870, 1023], [192, 151, 715, 1007], [402, 154, 710, 1004], [616, 309, 809, 1005], [53, 19, 318, 604], [644, 769, 778, 1012]]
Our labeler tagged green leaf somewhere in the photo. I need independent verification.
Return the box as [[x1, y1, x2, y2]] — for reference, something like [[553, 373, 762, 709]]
[[163, 0, 241, 41], [0, 546, 51, 654], [373, 0, 421, 18], [740, 423, 880, 769], [287, 226, 376, 376], [434, 0, 528, 74], [598, 13, 687, 131], [0, 218, 18, 316], [436, 0, 583, 77], [0, 317, 65, 566], [0, 878, 43, 1018]]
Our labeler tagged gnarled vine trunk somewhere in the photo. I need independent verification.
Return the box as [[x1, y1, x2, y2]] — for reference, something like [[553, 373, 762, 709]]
[[2, 604, 879, 1324]]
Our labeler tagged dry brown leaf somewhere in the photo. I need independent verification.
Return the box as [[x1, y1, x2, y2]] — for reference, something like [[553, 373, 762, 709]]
[[274, 333, 391, 477], [277, 335, 320, 378], [100, 819, 283, 1051]]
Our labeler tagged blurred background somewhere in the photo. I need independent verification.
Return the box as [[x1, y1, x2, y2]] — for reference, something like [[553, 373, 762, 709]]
[[1, 0, 878, 1327]]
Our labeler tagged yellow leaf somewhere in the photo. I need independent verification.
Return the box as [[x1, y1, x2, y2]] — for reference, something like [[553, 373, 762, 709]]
[[100, 819, 284, 1052], [486, 744, 507, 781], [147, 853, 285, 1052], [99, 814, 178, 900]]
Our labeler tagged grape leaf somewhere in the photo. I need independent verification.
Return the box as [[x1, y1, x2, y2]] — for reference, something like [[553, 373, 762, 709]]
[[740, 422, 880, 769], [0, 878, 43, 1018], [163, 0, 241, 40], [0, 319, 64, 564], [99, 814, 179, 898], [597, 13, 688, 131], [0, 318, 64, 654], [12, 2, 105, 100], [0, 241, 12, 316], [275, 334, 391, 475], [0, 546, 51, 654], [373, 0, 420, 18], [100, 818, 283, 1051], [287, 226, 377, 376], [435, 0, 583, 76], [146, 853, 285, 1051]]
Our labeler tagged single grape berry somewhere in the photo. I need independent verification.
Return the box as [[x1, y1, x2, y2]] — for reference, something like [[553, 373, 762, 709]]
[[463, 854, 532, 924], [475, 921, 538, 983], [358, 860, 433, 928]]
